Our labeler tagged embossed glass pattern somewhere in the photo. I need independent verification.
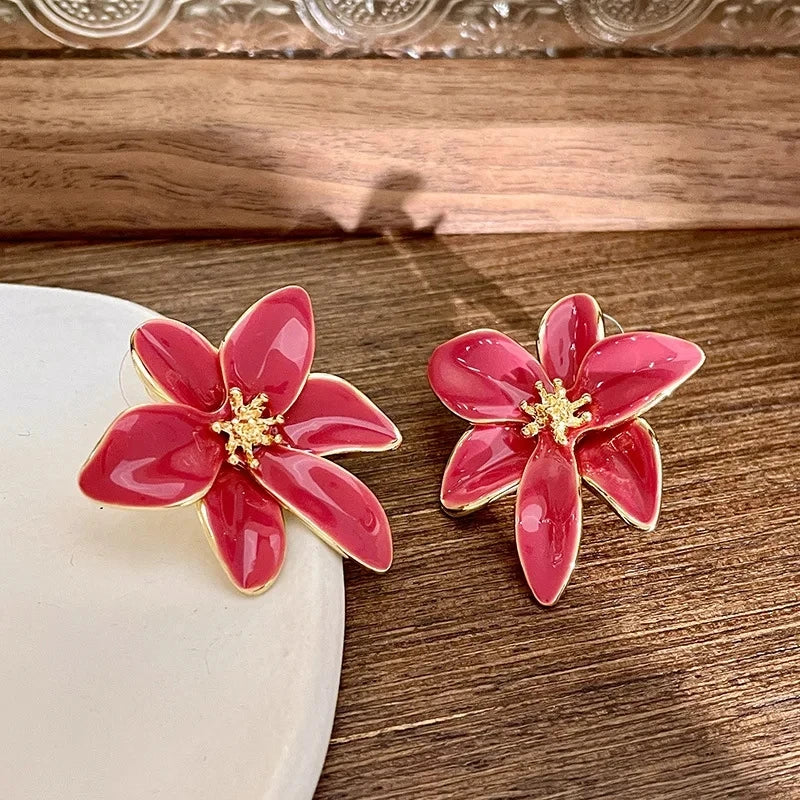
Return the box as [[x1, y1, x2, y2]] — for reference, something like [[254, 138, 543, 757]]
[[0, 0, 797, 53]]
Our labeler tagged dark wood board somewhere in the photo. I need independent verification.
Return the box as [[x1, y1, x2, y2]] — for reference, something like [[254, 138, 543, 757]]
[[2, 229, 799, 799], [2, 59, 800, 235]]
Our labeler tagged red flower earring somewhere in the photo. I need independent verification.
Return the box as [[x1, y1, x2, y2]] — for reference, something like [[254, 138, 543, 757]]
[[79, 286, 402, 594], [428, 294, 705, 607]]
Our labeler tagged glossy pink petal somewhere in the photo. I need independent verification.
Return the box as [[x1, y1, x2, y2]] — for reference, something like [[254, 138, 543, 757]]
[[79, 405, 224, 507], [573, 332, 705, 430], [219, 286, 315, 414], [428, 329, 552, 423], [538, 294, 604, 389], [253, 446, 392, 572], [577, 418, 662, 531], [282, 373, 402, 456], [441, 424, 534, 514], [199, 465, 286, 593], [515, 437, 582, 606], [131, 319, 226, 412]]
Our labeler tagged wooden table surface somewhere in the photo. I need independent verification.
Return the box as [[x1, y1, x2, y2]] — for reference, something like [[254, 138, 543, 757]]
[[4, 60, 800, 235], [2, 229, 799, 799]]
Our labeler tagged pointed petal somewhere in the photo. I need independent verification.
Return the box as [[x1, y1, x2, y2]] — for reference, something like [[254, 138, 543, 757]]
[[538, 294, 604, 389], [577, 419, 662, 531], [253, 447, 392, 572], [515, 437, 582, 606], [441, 424, 534, 514], [282, 373, 402, 456], [573, 332, 705, 430], [199, 465, 286, 594], [79, 405, 224, 507], [219, 286, 315, 414], [131, 319, 226, 412], [428, 329, 551, 423]]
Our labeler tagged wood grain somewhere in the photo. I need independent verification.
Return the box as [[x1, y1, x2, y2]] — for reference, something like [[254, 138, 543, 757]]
[[2, 59, 800, 235], [2, 229, 799, 798]]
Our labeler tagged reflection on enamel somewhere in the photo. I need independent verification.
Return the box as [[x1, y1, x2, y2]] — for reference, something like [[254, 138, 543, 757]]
[[440, 424, 534, 513], [254, 446, 393, 572], [131, 318, 226, 411], [427, 328, 552, 422], [219, 286, 316, 416], [515, 438, 582, 606], [281, 373, 401, 456], [198, 465, 287, 593], [110, 457, 185, 501], [577, 419, 661, 531]]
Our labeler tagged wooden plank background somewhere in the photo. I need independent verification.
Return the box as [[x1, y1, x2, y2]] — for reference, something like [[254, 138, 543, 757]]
[[2, 59, 800, 235], [2, 229, 799, 798]]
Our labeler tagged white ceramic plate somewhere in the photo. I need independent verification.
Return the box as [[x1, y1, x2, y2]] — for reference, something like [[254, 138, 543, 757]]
[[0, 284, 344, 800]]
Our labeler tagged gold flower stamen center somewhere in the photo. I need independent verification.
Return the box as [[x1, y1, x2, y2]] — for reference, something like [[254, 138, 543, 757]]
[[211, 387, 284, 469], [520, 379, 592, 446]]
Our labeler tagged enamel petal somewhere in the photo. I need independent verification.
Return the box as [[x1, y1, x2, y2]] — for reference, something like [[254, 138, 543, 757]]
[[441, 424, 534, 514], [428, 329, 552, 423], [282, 373, 401, 456], [515, 437, 583, 606], [538, 294, 604, 389], [219, 286, 315, 415], [132, 319, 226, 411], [199, 464, 286, 593], [79, 405, 225, 507], [572, 332, 705, 430], [577, 418, 662, 531], [253, 446, 392, 572]]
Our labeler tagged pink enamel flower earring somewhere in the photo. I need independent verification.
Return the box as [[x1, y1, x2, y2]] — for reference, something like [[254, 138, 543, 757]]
[[428, 294, 705, 607], [79, 286, 402, 594]]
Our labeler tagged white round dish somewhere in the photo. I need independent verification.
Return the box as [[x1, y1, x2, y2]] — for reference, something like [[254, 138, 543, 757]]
[[0, 284, 344, 800]]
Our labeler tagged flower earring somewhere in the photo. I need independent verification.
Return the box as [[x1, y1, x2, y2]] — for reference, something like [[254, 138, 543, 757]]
[[79, 286, 402, 594], [427, 294, 705, 607]]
